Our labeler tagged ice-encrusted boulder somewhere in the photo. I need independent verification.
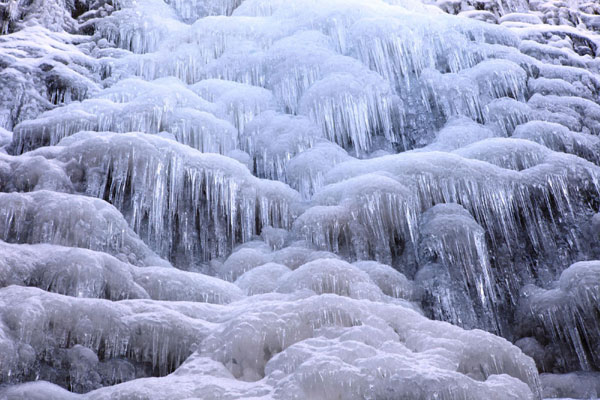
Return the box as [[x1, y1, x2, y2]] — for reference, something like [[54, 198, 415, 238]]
[[0, 240, 245, 303], [517, 261, 600, 372], [0, 190, 168, 268], [0, 285, 212, 389], [416, 203, 499, 332], [353, 260, 418, 300], [234, 262, 291, 295], [0, 283, 542, 398]]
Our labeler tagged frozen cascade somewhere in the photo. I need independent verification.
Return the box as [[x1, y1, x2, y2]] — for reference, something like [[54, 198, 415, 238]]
[[417, 203, 500, 332], [3, 131, 298, 267], [517, 261, 600, 373], [1, 0, 600, 398]]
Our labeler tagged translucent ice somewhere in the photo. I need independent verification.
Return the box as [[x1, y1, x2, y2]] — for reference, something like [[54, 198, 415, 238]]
[[3, 0, 600, 397], [0, 191, 167, 268], [517, 261, 600, 372]]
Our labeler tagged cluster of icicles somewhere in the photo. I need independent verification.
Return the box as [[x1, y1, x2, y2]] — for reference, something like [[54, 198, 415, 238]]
[[1, 0, 600, 398]]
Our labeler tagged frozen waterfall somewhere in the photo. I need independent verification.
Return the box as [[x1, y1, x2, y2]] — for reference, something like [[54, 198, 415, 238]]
[[1, 0, 600, 398]]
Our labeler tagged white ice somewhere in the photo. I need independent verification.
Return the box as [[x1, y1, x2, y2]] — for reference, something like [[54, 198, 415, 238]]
[[2, 0, 600, 398]]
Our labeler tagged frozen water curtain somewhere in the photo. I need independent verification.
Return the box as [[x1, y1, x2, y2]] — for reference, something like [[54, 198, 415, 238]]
[[1, 0, 600, 398]]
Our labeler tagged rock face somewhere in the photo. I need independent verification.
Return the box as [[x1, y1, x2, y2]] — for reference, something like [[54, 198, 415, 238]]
[[0, 0, 599, 398]]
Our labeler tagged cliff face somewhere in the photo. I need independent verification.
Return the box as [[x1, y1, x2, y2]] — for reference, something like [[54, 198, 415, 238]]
[[1, 0, 599, 398]]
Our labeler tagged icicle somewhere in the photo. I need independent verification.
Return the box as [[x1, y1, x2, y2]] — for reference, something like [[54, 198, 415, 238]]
[[518, 261, 600, 372], [294, 173, 418, 264], [299, 74, 400, 156], [417, 203, 500, 332], [53, 132, 298, 267]]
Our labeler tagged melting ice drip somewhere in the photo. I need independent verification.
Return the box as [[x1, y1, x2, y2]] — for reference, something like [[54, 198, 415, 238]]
[[1, 0, 600, 398]]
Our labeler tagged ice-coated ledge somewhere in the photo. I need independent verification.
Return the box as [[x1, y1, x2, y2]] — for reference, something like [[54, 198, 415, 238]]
[[2, 0, 600, 398]]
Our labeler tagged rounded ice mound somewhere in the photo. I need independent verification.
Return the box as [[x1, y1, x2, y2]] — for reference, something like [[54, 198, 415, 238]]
[[4, 318, 540, 399], [276, 258, 388, 301], [260, 226, 289, 250], [270, 246, 340, 270], [417, 203, 498, 332], [10, 76, 237, 155], [234, 262, 290, 295], [485, 97, 532, 136], [219, 247, 271, 281], [270, 338, 535, 400], [242, 111, 320, 182], [454, 138, 552, 171], [294, 172, 418, 265], [0, 153, 73, 193], [0, 286, 212, 387], [517, 261, 600, 372], [0, 381, 80, 400], [0, 190, 168, 268], [198, 293, 541, 398], [353, 260, 418, 300], [499, 13, 543, 25], [297, 69, 400, 156], [0, 240, 243, 304], [0, 241, 149, 300], [132, 266, 244, 303], [420, 116, 497, 152], [286, 141, 351, 199], [322, 145, 600, 269], [513, 120, 600, 164], [191, 79, 276, 133], [93, 0, 187, 54]]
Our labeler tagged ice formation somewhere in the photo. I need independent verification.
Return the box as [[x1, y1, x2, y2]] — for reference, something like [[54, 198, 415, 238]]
[[1, 0, 600, 398]]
